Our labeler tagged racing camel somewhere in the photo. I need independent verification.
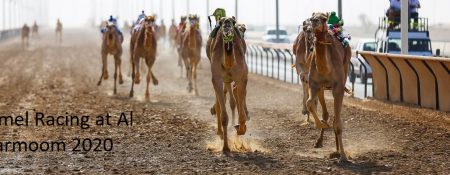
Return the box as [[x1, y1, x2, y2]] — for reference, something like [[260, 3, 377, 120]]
[[31, 21, 39, 39], [293, 19, 330, 148], [307, 12, 351, 162], [180, 15, 202, 95], [21, 24, 30, 49], [56, 19, 63, 43], [168, 19, 178, 48], [97, 21, 124, 95], [207, 17, 248, 153], [176, 16, 187, 77], [129, 15, 159, 99]]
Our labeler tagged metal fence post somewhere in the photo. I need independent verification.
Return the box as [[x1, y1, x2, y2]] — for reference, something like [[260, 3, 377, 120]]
[[263, 48, 269, 76], [279, 50, 288, 82], [257, 46, 264, 75], [275, 49, 281, 80], [268, 48, 275, 78]]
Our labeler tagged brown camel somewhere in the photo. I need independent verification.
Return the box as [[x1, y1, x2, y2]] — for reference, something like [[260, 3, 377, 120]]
[[97, 22, 124, 94], [180, 15, 202, 95], [21, 24, 30, 49], [56, 19, 63, 43], [32, 21, 39, 39], [129, 15, 159, 99], [207, 17, 248, 153], [293, 19, 330, 148], [208, 23, 249, 127], [168, 19, 178, 48], [307, 12, 351, 162], [176, 16, 188, 77]]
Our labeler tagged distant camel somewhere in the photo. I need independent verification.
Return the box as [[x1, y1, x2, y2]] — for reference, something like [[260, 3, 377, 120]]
[[32, 22, 39, 39], [307, 12, 351, 163], [168, 19, 178, 48], [97, 21, 124, 94], [180, 15, 202, 95], [129, 15, 159, 99], [158, 19, 167, 42], [56, 19, 63, 43], [176, 16, 187, 77], [206, 17, 248, 153], [21, 24, 30, 49]]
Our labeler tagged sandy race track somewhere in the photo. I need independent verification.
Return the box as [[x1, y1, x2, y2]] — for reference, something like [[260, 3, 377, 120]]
[[0, 29, 448, 174]]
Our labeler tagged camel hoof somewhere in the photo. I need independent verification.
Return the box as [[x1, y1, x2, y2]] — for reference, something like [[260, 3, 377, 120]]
[[113, 89, 117, 95], [129, 92, 134, 98], [314, 139, 323, 148], [119, 78, 124, 85], [234, 124, 247, 135], [210, 107, 216, 115], [329, 152, 341, 159], [315, 120, 330, 129], [152, 79, 159, 85], [97, 81, 102, 86], [222, 147, 231, 155], [134, 79, 140, 84], [302, 109, 309, 115], [145, 93, 150, 100], [339, 157, 350, 164]]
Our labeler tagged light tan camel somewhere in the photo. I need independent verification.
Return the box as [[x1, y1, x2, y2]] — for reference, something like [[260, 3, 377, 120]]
[[293, 19, 329, 148], [208, 23, 249, 127], [97, 22, 124, 94], [158, 20, 167, 41], [21, 24, 30, 49], [56, 19, 63, 43], [207, 17, 248, 153], [31, 21, 39, 39], [307, 12, 351, 162], [180, 15, 202, 95], [168, 19, 178, 48], [129, 15, 159, 99]]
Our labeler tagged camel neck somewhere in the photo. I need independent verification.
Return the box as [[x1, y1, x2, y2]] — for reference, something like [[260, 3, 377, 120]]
[[313, 32, 330, 74]]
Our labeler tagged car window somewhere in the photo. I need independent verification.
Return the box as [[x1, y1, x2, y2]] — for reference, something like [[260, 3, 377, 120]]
[[363, 42, 376, 51], [388, 39, 431, 52]]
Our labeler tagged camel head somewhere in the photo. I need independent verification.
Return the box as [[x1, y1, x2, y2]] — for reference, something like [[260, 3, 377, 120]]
[[310, 12, 329, 34], [302, 19, 315, 52], [104, 22, 118, 48], [219, 17, 236, 51], [143, 16, 156, 49], [180, 16, 187, 23], [188, 14, 200, 29]]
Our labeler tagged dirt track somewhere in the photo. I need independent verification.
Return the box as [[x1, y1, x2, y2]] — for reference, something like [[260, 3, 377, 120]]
[[0, 29, 448, 174]]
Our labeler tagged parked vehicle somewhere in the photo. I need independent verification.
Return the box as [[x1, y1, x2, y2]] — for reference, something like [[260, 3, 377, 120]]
[[262, 27, 290, 43], [375, 17, 433, 56], [349, 39, 375, 83]]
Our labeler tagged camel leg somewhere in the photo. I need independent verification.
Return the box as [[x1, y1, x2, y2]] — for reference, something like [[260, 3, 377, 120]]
[[315, 89, 329, 148], [134, 56, 141, 84], [150, 70, 159, 85], [332, 87, 348, 163], [214, 99, 223, 139], [302, 82, 310, 121], [102, 53, 109, 80], [184, 57, 193, 93], [306, 86, 330, 129], [234, 79, 248, 135], [145, 58, 152, 100], [113, 56, 118, 95], [212, 76, 229, 153], [129, 59, 135, 98], [225, 83, 235, 126], [193, 61, 199, 96], [117, 55, 124, 84]]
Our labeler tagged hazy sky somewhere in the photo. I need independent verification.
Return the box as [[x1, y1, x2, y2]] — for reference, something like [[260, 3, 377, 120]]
[[0, 0, 448, 29]]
